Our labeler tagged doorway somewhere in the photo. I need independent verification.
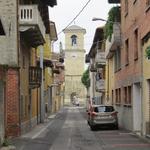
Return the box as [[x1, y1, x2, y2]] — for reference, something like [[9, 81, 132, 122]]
[[133, 83, 142, 133]]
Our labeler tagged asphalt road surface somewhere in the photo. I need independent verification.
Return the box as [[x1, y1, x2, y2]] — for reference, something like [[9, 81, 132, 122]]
[[12, 107, 150, 150]]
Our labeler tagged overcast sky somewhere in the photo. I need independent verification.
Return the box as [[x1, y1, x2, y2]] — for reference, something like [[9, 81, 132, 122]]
[[49, 0, 116, 53]]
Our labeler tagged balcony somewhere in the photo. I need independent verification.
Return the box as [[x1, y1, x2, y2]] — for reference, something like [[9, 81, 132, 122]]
[[105, 23, 121, 59], [29, 66, 42, 88], [90, 64, 97, 72], [95, 79, 105, 92], [19, 5, 45, 47], [108, 0, 120, 3], [52, 68, 60, 74], [95, 51, 106, 68]]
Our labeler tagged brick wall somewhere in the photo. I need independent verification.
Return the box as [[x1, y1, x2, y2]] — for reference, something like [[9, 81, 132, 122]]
[[5, 68, 20, 137]]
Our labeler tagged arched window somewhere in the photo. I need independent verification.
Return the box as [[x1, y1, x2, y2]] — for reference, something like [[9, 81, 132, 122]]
[[71, 35, 77, 46]]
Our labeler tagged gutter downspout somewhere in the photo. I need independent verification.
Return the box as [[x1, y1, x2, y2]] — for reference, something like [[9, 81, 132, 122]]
[[39, 45, 45, 123], [140, 32, 144, 136], [17, 0, 21, 135]]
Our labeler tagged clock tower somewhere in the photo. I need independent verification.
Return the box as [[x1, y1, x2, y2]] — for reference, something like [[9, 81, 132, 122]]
[[63, 25, 86, 105]]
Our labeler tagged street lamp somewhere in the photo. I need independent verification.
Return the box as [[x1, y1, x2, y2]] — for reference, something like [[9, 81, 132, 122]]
[[92, 17, 117, 24], [92, 17, 107, 22]]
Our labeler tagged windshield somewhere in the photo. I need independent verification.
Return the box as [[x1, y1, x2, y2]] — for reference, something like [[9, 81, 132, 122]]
[[94, 106, 114, 112]]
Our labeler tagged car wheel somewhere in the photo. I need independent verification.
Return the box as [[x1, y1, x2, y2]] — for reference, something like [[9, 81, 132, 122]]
[[114, 124, 119, 130], [90, 125, 96, 131], [87, 120, 90, 125]]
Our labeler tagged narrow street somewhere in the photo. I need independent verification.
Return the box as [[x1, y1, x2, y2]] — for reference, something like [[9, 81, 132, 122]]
[[12, 107, 150, 150]]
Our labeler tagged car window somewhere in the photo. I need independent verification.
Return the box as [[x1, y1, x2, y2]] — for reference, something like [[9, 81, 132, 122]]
[[94, 106, 114, 112]]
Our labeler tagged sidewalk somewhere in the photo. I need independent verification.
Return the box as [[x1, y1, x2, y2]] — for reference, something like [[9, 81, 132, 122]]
[[21, 114, 56, 139], [0, 113, 57, 150]]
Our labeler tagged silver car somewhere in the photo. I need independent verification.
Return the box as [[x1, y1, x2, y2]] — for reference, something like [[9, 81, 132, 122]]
[[87, 105, 118, 130]]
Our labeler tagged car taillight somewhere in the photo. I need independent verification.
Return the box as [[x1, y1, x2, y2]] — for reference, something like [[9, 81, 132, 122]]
[[91, 112, 98, 117], [111, 112, 118, 117]]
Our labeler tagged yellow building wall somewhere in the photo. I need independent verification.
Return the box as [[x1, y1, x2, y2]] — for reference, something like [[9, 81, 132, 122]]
[[30, 48, 40, 119], [31, 34, 54, 118], [105, 58, 114, 105], [142, 38, 150, 133], [65, 51, 85, 75]]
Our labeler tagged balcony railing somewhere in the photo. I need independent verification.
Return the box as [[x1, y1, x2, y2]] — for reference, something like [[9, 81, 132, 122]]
[[19, 5, 45, 47], [90, 64, 97, 72], [105, 23, 121, 59], [95, 51, 106, 67], [29, 66, 42, 88], [95, 79, 105, 92]]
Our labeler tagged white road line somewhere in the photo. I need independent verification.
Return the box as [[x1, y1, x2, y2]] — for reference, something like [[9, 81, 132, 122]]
[[32, 121, 53, 139]]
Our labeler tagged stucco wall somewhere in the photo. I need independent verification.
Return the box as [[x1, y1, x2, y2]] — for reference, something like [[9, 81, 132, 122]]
[[0, 0, 18, 65]]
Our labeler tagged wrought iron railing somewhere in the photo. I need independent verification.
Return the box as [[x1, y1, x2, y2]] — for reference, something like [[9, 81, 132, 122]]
[[29, 66, 42, 88]]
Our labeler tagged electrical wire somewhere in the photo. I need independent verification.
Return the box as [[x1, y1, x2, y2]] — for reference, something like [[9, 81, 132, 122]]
[[57, 0, 92, 36]]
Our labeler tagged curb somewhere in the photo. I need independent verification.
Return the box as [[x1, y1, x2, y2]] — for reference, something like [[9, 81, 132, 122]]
[[0, 146, 16, 150]]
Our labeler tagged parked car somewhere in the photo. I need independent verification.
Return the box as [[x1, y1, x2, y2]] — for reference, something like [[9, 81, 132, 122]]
[[87, 105, 118, 130]]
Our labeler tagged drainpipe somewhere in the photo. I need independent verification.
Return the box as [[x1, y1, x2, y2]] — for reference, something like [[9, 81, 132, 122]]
[[17, 0, 21, 135], [140, 32, 144, 136], [39, 45, 45, 123]]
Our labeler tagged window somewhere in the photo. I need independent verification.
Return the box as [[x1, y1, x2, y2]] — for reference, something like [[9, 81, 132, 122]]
[[23, 55, 26, 68], [125, 39, 129, 65], [0, 20, 5, 35], [128, 86, 132, 104], [94, 106, 114, 113], [146, 0, 150, 6], [134, 29, 138, 60], [124, 86, 132, 105], [112, 90, 114, 105], [146, 0, 150, 12], [71, 35, 77, 46], [115, 88, 121, 104], [133, 0, 137, 4], [125, 0, 128, 15], [114, 47, 121, 72]]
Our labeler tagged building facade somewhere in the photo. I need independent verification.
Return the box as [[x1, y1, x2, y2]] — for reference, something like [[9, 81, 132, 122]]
[[107, 0, 150, 136], [87, 27, 106, 106], [0, 0, 57, 143], [63, 25, 86, 105]]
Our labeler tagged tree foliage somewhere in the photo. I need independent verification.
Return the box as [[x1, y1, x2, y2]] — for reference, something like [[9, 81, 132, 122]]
[[104, 6, 121, 41], [145, 46, 150, 59], [81, 68, 90, 89]]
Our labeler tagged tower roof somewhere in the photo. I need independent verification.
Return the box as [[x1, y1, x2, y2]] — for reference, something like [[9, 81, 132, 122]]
[[63, 25, 86, 34]]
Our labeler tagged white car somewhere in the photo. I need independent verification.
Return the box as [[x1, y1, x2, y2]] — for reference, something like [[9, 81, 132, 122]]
[[87, 105, 118, 130]]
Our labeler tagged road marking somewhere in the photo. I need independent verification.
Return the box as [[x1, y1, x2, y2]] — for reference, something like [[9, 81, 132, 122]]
[[111, 144, 150, 147], [32, 121, 53, 139]]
